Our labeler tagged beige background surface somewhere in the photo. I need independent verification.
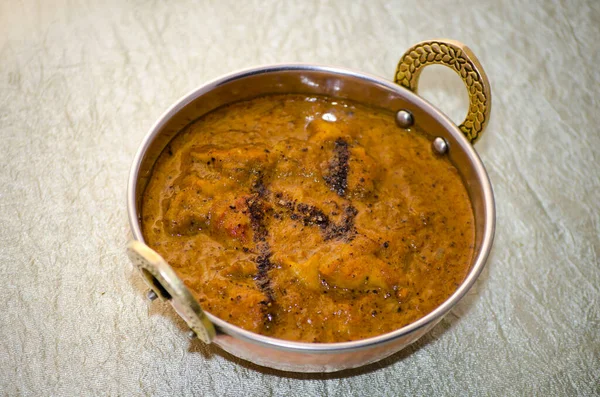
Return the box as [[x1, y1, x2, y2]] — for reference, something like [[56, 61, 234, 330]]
[[1, 0, 599, 395]]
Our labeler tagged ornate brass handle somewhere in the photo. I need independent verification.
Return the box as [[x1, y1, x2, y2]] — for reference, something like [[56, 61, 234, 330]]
[[127, 241, 216, 343], [395, 39, 491, 143]]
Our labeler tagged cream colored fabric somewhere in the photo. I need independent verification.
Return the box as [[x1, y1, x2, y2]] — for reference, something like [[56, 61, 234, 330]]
[[1, 0, 598, 395]]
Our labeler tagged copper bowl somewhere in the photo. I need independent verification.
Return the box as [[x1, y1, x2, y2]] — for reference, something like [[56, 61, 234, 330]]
[[126, 39, 495, 372]]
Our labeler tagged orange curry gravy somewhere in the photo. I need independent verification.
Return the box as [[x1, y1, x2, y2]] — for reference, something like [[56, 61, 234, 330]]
[[141, 94, 475, 343]]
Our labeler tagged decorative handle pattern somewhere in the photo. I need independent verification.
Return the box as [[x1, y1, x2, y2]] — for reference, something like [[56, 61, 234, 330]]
[[127, 241, 216, 344], [395, 39, 491, 143]]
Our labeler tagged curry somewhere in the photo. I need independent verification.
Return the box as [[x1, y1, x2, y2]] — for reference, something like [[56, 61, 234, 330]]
[[141, 94, 475, 343]]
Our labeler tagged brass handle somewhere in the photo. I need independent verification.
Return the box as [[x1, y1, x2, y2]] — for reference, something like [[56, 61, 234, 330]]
[[395, 39, 491, 144], [127, 241, 216, 344]]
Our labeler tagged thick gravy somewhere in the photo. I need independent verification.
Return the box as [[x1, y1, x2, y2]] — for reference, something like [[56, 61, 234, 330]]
[[141, 94, 474, 342]]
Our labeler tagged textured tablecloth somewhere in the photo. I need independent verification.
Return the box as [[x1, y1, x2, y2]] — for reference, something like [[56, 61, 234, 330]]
[[1, 0, 599, 395]]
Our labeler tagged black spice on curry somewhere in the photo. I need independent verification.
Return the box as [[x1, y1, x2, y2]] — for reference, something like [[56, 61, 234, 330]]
[[141, 94, 475, 343]]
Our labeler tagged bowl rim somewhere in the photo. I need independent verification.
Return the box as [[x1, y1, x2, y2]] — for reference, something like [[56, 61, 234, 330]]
[[127, 63, 495, 353]]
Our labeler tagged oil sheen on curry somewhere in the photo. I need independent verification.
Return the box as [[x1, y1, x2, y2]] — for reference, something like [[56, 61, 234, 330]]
[[142, 94, 475, 343]]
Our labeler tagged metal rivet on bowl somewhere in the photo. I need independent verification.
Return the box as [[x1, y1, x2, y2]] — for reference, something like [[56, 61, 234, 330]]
[[395, 110, 414, 128], [146, 290, 158, 301], [432, 137, 448, 155], [187, 330, 197, 340]]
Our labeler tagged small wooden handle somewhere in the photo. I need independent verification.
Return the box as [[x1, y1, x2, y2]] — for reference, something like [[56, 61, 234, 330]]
[[395, 39, 492, 144]]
